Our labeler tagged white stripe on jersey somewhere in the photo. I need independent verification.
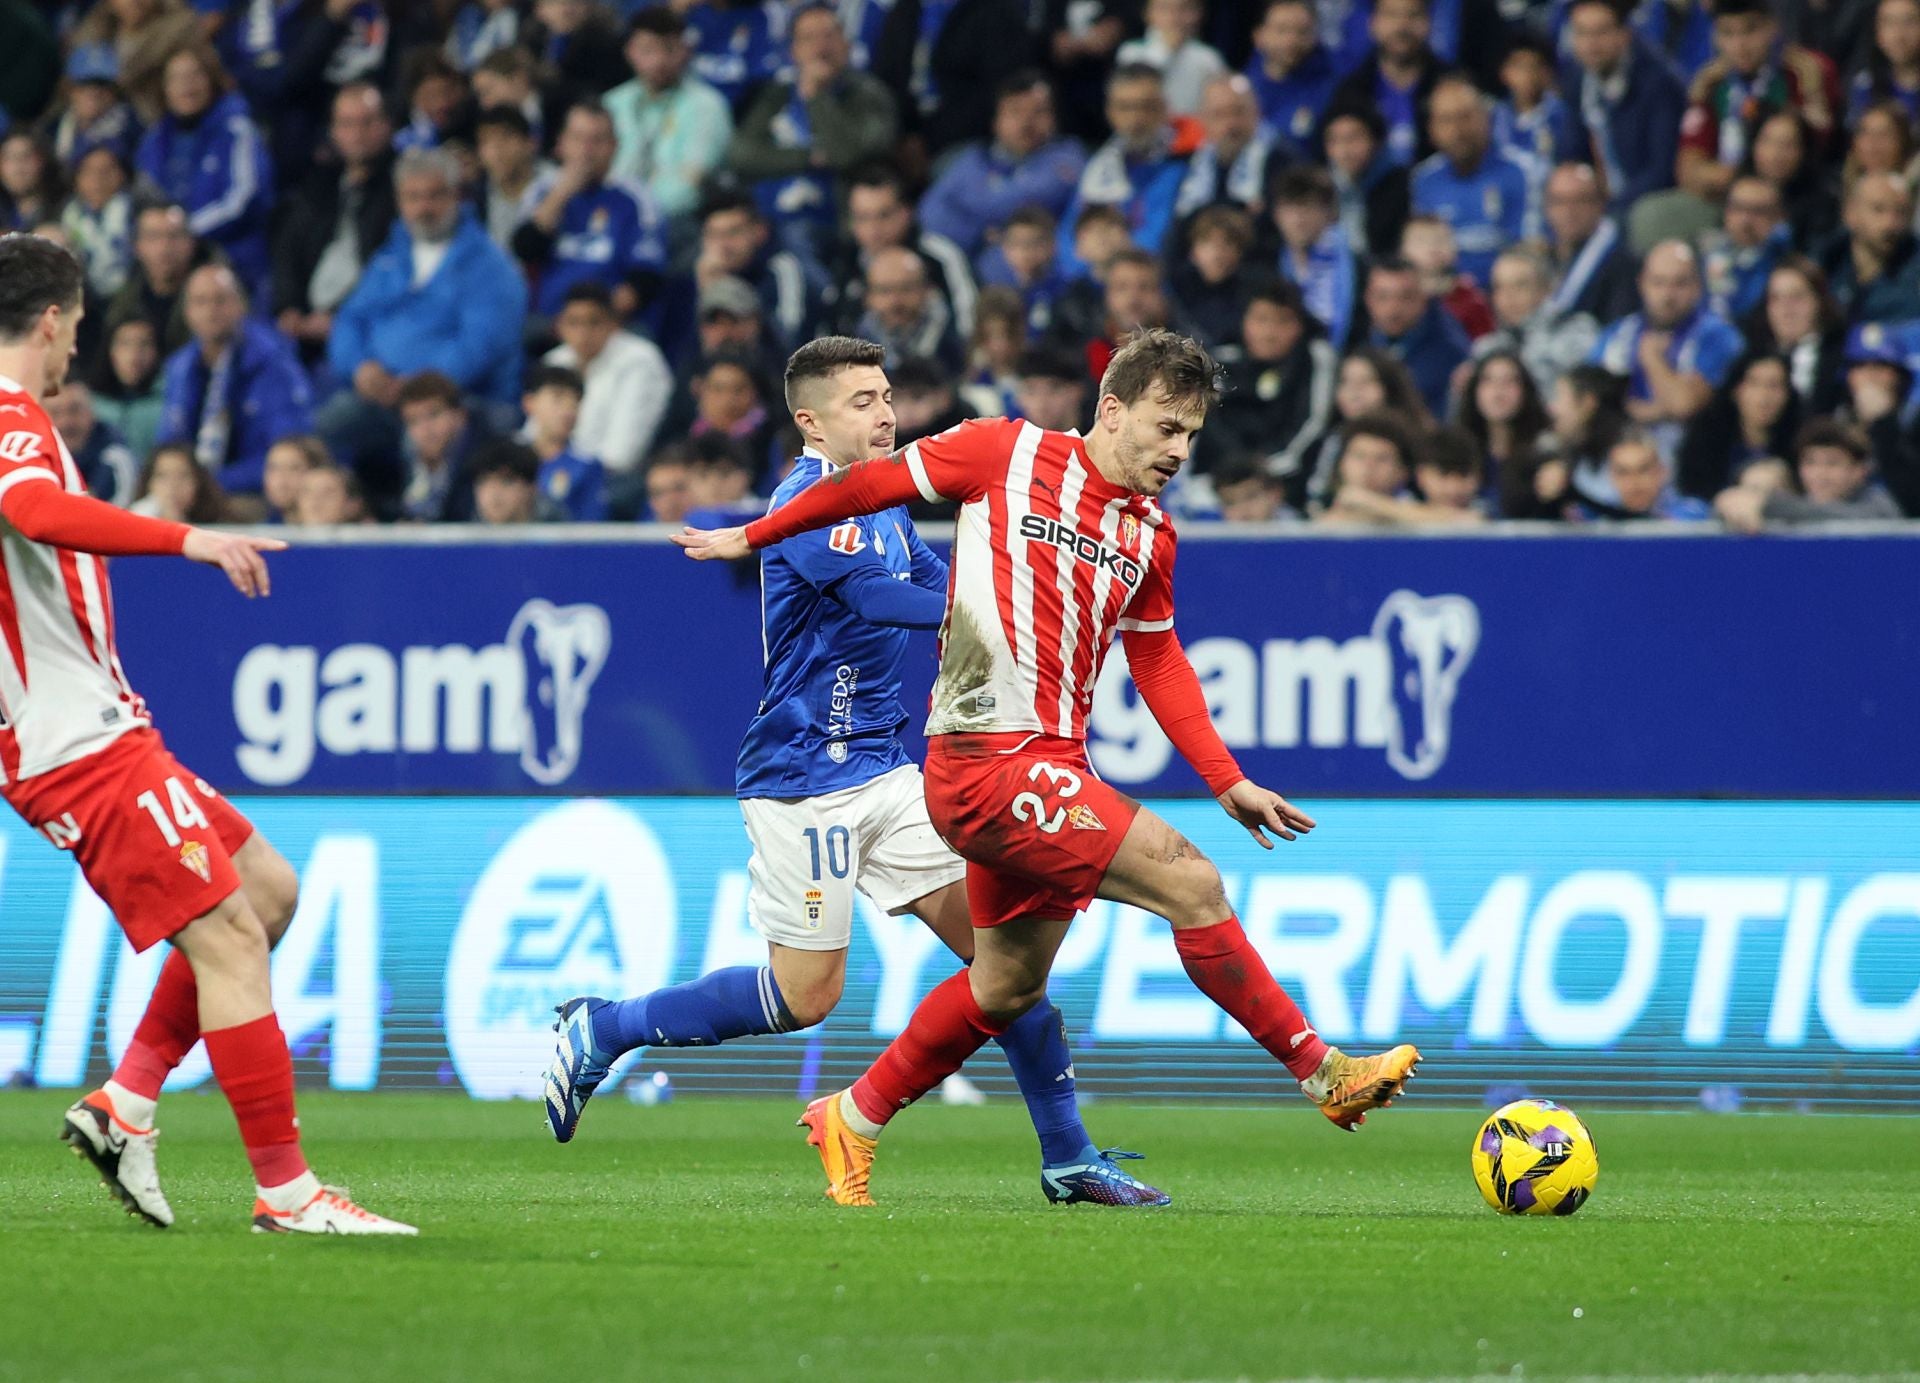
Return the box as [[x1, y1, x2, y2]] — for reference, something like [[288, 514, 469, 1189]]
[[1117, 516, 1170, 632], [1004, 423, 1041, 701], [1078, 496, 1131, 729], [1048, 459, 1090, 738], [904, 441, 941, 504], [0, 467, 54, 501]]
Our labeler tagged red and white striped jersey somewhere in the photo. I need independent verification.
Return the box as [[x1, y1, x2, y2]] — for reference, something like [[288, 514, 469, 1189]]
[[900, 417, 1176, 741], [0, 375, 147, 785]]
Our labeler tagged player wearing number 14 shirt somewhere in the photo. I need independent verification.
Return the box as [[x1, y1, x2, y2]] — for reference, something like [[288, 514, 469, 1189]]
[[678, 329, 1422, 1206]]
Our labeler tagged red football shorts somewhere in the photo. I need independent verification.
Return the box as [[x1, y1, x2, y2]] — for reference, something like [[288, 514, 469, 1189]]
[[3, 728, 255, 951], [923, 733, 1139, 928]]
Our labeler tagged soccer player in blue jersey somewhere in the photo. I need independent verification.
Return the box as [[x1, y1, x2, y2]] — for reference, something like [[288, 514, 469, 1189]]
[[543, 336, 1167, 1207]]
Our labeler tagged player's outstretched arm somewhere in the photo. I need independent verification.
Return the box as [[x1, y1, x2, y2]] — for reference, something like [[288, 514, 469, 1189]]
[[181, 528, 287, 598], [671, 524, 750, 561], [673, 454, 928, 564]]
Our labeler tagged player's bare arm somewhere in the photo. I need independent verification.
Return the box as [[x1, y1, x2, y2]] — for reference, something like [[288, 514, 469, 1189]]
[[672, 453, 926, 562], [182, 530, 288, 598], [1216, 779, 1317, 849]]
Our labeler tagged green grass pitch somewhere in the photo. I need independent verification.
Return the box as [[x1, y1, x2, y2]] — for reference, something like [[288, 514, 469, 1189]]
[[2, 1092, 1916, 1383]]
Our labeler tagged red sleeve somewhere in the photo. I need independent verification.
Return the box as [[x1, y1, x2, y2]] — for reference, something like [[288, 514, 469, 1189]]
[[1121, 626, 1244, 798], [0, 477, 191, 557], [1677, 97, 1715, 160]]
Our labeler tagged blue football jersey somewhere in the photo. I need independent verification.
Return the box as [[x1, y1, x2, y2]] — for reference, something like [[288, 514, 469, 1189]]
[[735, 454, 949, 799]]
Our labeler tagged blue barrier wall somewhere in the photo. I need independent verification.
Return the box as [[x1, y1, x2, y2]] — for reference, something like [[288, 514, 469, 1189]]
[[4, 796, 1915, 1107]]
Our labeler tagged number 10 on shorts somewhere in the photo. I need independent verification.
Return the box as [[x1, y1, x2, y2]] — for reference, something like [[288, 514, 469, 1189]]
[[804, 824, 850, 880]]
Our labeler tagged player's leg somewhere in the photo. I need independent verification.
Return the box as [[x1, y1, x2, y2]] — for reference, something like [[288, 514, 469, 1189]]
[[1098, 805, 1419, 1129]]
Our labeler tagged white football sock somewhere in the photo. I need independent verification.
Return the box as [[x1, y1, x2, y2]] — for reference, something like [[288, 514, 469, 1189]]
[[838, 1089, 883, 1139], [257, 1169, 322, 1213]]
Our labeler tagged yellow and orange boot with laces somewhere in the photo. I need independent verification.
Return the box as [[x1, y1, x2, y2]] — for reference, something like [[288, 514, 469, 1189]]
[[1302, 1045, 1422, 1130], [798, 1092, 877, 1206]]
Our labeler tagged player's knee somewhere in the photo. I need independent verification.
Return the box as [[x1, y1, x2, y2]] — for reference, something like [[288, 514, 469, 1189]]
[[1162, 848, 1230, 929], [782, 974, 842, 1029], [182, 896, 271, 976], [254, 856, 300, 944], [970, 970, 1046, 1026]]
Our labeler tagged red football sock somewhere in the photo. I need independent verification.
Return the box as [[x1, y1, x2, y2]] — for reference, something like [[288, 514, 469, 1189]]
[[112, 950, 201, 1101], [1175, 917, 1330, 1079], [850, 971, 1007, 1128], [203, 1014, 309, 1189]]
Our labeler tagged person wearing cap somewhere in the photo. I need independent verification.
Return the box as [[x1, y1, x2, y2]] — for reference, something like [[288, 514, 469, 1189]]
[[543, 281, 673, 475], [693, 275, 779, 379], [52, 44, 143, 172], [1840, 319, 1920, 515], [1678, 0, 1841, 204], [1817, 171, 1920, 325]]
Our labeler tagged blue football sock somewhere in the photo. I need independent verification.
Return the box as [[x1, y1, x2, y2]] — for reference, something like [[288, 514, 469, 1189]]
[[590, 966, 799, 1058], [994, 999, 1092, 1166]]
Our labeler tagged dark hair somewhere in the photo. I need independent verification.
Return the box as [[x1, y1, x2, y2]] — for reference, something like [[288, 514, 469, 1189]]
[[1711, 0, 1773, 18], [697, 347, 767, 393], [1456, 349, 1549, 460], [1271, 164, 1336, 209], [562, 100, 615, 135], [1675, 350, 1801, 498], [1074, 203, 1131, 235], [1565, 0, 1632, 22], [1098, 328, 1221, 415], [1320, 104, 1385, 146], [1794, 417, 1871, 463], [1106, 246, 1161, 277], [847, 161, 910, 203], [471, 439, 539, 486], [1211, 448, 1280, 490], [304, 462, 363, 505], [1016, 344, 1086, 384], [1557, 364, 1630, 456], [1502, 33, 1556, 64], [1420, 424, 1483, 479], [396, 370, 464, 411], [0, 234, 84, 340], [784, 335, 887, 410], [560, 280, 616, 313], [688, 431, 749, 471], [1245, 274, 1305, 317], [1366, 254, 1419, 284], [1189, 205, 1255, 252], [476, 46, 538, 80], [889, 355, 952, 396], [525, 363, 587, 398], [1005, 205, 1057, 237], [626, 6, 685, 40], [701, 189, 762, 224], [1109, 62, 1165, 90], [995, 68, 1051, 103], [1340, 409, 1416, 467], [0, 132, 66, 212], [135, 443, 228, 523], [271, 434, 332, 470], [475, 105, 534, 139], [1339, 345, 1434, 427], [399, 48, 462, 101]]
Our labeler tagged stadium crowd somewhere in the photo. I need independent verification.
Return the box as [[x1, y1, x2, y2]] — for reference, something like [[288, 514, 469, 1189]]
[[2, 0, 1918, 529]]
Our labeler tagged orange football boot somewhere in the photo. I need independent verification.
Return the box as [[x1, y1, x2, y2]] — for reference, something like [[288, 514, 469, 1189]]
[[798, 1093, 877, 1206], [1306, 1045, 1422, 1130]]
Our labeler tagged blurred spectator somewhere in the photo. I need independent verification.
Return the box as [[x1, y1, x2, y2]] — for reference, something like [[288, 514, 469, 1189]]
[[1474, 246, 1600, 394], [292, 462, 369, 525], [472, 46, 546, 145], [325, 147, 528, 473], [1540, 163, 1638, 325], [1753, 256, 1849, 415], [1361, 254, 1470, 417], [513, 101, 666, 324], [445, 0, 525, 73], [62, 146, 135, 302], [1323, 108, 1409, 261], [1327, 0, 1445, 169], [1589, 428, 1709, 520], [1171, 205, 1257, 349], [1413, 74, 1539, 292], [1561, 0, 1687, 215], [1086, 247, 1176, 380], [1173, 76, 1284, 227], [681, 431, 763, 524], [976, 206, 1071, 339], [261, 434, 330, 522], [1059, 65, 1192, 268], [1314, 410, 1416, 524], [1274, 165, 1357, 348], [1745, 110, 1840, 251], [90, 316, 167, 463], [51, 44, 143, 171], [158, 263, 313, 494], [1457, 349, 1555, 518], [544, 280, 673, 475], [1, 132, 65, 231], [606, 7, 733, 220], [1676, 351, 1803, 498], [45, 380, 139, 506], [675, 191, 822, 353], [1401, 216, 1494, 340], [1049, 203, 1132, 345], [396, 370, 489, 522], [131, 442, 231, 522], [520, 362, 609, 521], [1678, 0, 1840, 205], [1844, 101, 1920, 195], [1326, 418, 1490, 526], [1817, 172, 1920, 324], [1717, 417, 1904, 527], [856, 245, 967, 374], [272, 82, 397, 363], [1841, 321, 1920, 511], [687, 275, 781, 379], [391, 50, 468, 154], [832, 164, 976, 338], [1243, 0, 1339, 153], [687, 348, 778, 482], [473, 107, 548, 250], [70, 0, 202, 126], [640, 442, 697, 522], [1700, 175, 1790, 321], [1209, 450, 1288, 522], [1207, 276, 1337, 505], [1012, 344, 1090, 431], [1849, 0, 1920, 125], [1544, 361, 1632, 510], [1591, 240, 1742, 453], [873, 0, 1034, 160], [1116, 0, 1226, 117], [525, 0, 631, 121], [730, 5, 898, 260], [470, 439, 558, 524], [1493, 35, 1573, 174], [135, 45, 274, 292], [891, 355, 968, 446], [681, 0, 788, 111], [921, 71, 1084, 259], [1039, 0, 1128, 144], [960, 288, 1026, 416], [1298, 346, 1434, 506]]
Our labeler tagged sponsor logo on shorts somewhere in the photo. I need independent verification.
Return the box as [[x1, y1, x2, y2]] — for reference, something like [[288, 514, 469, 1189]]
[[1066, 803, 1105, 832], [804, 888, 824, 929], [179, 841, 211, 882]]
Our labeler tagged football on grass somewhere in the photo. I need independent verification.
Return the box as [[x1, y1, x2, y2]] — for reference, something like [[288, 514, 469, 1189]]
[[1471, 1099, 1599, 1216]]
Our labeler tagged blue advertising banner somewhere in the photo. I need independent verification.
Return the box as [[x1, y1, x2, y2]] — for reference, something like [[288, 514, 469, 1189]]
[[2, 796, 1915, 1108], [108, 530, 1920, 798]]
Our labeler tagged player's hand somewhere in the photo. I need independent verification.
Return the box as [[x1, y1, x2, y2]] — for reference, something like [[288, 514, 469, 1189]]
[[671, 525, 751, 561], [182, 529, 288, 598], [1216, 779, 1315, 849]]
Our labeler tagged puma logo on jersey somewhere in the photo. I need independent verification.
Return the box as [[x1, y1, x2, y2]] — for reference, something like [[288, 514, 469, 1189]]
[[1016, 514, 1143, 586]]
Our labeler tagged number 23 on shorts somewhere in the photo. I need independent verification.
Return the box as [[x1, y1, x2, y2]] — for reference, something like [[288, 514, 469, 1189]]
[[1011, 761, 1084, 835]]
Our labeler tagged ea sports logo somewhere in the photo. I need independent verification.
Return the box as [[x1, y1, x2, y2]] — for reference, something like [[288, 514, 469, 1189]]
[[444, 800, 676, 1098]]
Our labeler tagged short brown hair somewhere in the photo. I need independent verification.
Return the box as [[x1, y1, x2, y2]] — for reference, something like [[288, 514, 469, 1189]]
[[1794, 418, 1870, 463], [397, 370, 463, 412], [1097, 328, 1221, 417], [1340, 409, 1416, 467], [1189, 205, 1255, 253], [784, 335, 887, 412]]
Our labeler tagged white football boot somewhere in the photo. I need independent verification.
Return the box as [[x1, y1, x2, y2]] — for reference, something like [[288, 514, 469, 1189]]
[[251, 1175, 418, 1235], [61, 1089, 174, 1228]]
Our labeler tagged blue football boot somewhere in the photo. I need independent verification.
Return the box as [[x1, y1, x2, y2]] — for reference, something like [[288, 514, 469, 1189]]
[[544, 997, 613, 1143], [1040, 1146, 1171, 1207]]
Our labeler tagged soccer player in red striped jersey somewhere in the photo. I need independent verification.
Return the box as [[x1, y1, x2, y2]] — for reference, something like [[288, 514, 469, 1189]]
[[0, 234, 412, 1234], [678, 329, 1421, 1205]]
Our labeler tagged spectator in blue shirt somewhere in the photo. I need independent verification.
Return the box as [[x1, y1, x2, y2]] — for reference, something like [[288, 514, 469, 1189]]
[[975, 206, 1074, 338], [919, 71, 1087, 258], [445, 0, 524, 72], [1173, 75, 1289, 227], [392, 51, 470, 153], [1591, 240, 1745, 457], [1700, 175, 1792, 322], [1244, 0, 1338, 152], [513, 101, 667, 325], [1326, 0, 1446, 168], [1361, 254, 1471, 416], [1493, 36, 1576, 174], [158, 264, 313, 496], [1559, 0, 1687, 215], [682, 0, 789, 109], [135, 46, 274, 294], [51, 44, 142, 172], [1586, 428, 1711, 521], [1274, 164, 1360, 347], [1413, 74, 1541, 292], [1849, 0, 1920, 125], [520, 363, 610, 521], [1057, 65, 1193, 271]]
